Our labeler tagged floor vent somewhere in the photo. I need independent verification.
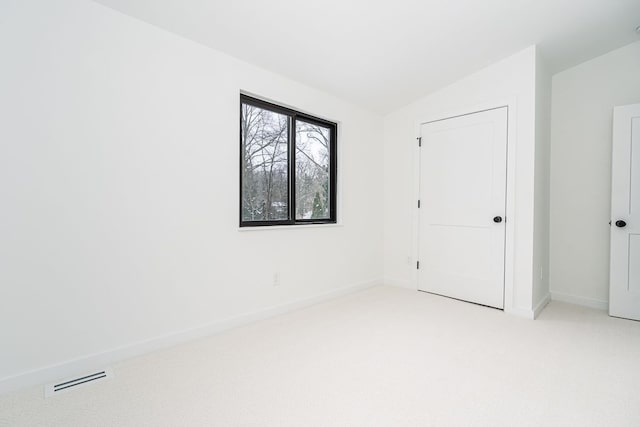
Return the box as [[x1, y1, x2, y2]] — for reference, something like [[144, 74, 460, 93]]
[[45, 368, 113, 397]]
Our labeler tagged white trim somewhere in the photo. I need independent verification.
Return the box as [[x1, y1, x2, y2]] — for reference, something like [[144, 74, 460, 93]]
[[0, 279, 381, 396], [533, 293, 551, 319], [411, 127, 421, 296], [505, 306, 534, 319], [550, 291, 608, 311]]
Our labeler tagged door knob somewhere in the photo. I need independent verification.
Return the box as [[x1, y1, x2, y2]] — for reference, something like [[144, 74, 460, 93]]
[[615, 220, 627, 228], [493, 216, 503, 223]]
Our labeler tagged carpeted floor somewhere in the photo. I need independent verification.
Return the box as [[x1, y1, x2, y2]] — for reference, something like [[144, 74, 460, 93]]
[[1, 285, 639, 426]]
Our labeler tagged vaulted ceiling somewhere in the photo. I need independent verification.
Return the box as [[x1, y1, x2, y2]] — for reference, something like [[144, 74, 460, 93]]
[[94, 0, 640, 113]]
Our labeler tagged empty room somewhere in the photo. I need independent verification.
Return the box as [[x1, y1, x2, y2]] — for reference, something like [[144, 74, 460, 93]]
[[2, 0, 640, 425]]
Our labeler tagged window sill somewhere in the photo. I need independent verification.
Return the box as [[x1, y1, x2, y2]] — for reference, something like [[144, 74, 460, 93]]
[[238, 223, 343, 232]]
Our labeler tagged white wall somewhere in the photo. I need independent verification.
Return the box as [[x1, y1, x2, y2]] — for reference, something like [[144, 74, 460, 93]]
[[0, 0, 383, 392], [549, 40, 640, 308], [532, 50, 552, 313], [383, 46, 539, 317]]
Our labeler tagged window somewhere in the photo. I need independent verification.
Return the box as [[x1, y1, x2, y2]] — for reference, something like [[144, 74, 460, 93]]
[[240, 95, 337, 227]]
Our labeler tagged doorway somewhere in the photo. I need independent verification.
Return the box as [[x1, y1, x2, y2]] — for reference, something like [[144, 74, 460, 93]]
[[417, 107, 508, 309]]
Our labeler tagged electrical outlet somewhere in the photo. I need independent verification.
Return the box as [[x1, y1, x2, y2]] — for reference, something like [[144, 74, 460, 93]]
[[273, 272, 280, 286]]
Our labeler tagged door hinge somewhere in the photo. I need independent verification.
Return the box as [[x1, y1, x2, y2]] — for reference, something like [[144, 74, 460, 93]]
[[416, 261, 420, 269], [417, 137, 422, 147], [418, 200, 421, 208]]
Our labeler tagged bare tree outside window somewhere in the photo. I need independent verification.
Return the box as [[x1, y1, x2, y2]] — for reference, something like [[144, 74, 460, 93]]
[[296, 121, 330, 220], [241, 104, 289, 221], [240, 95, 337, 227]]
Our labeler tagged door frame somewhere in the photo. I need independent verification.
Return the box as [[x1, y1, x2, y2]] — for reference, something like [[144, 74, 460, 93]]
[[411, 98, 518, 315]]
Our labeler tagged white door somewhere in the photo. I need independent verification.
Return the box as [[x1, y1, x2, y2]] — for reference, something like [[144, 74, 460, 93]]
[[418, 107, 508, 309], [610, 103, 640, 321]]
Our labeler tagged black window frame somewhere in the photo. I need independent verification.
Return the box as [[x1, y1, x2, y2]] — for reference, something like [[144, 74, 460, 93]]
[[239, 94, 337, 227]]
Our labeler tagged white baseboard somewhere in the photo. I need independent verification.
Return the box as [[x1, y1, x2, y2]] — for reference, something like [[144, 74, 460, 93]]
[[0, 279, 381, 396], [533, 293, 551, 319], [505, 306, 534, 319], [383, 277, 415, 290], [550, 291, 608, 311]]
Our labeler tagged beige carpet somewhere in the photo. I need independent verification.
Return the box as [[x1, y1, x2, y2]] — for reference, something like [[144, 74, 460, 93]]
[[1, 286, 639, 426]]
